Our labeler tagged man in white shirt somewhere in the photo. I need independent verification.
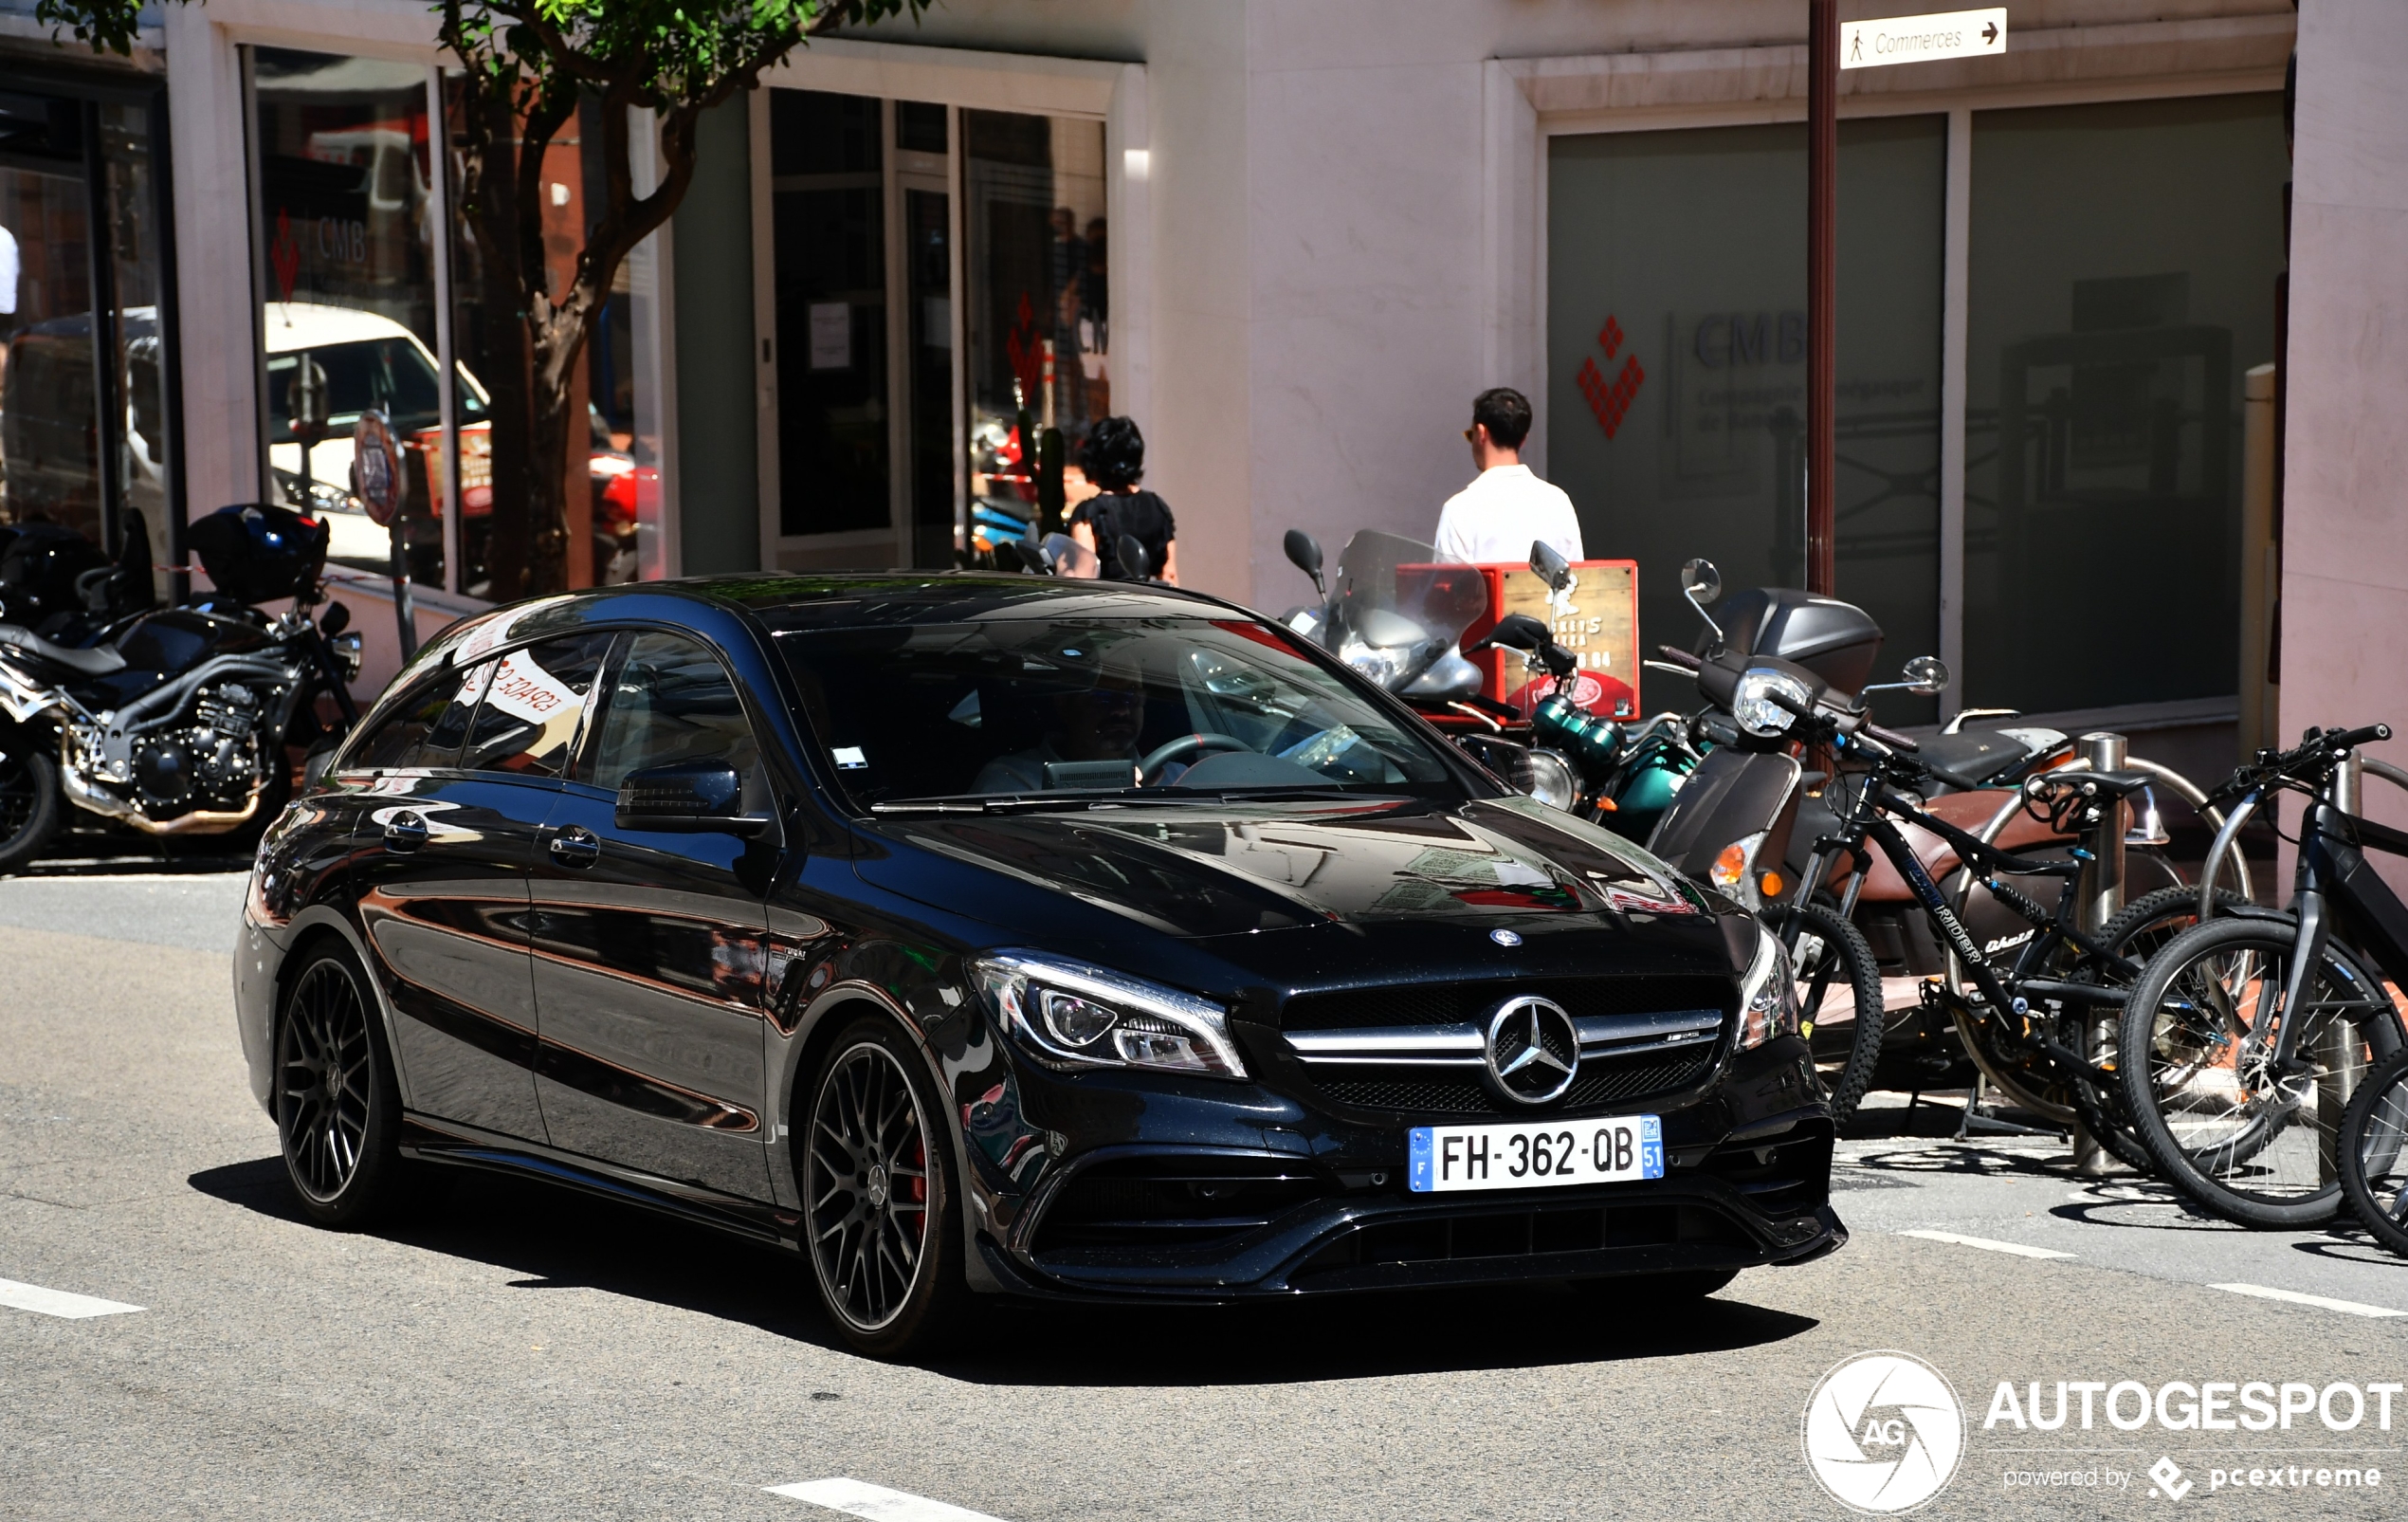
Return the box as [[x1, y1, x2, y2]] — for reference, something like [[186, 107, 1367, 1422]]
[[1432, 387, 1585, 564]]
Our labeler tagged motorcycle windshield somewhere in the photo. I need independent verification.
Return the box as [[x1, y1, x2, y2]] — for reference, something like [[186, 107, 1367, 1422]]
[[1330, 530, 1487, 651]]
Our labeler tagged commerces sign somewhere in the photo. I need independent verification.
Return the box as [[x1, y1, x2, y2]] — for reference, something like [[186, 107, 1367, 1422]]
[[1839, 8, 2008, 70]]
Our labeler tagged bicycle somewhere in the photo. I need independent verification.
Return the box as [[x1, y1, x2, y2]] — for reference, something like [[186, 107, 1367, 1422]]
[[1658, 645, 2216, 1161], [2340, 1045, 2408, 1255], [2117, 724, 2408, 1227]]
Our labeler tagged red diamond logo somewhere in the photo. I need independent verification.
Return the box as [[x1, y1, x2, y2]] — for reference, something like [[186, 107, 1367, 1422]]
[[1578, 351, 1645, 439]]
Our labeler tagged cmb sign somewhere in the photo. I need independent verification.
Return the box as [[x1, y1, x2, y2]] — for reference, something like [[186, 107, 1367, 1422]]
[[1839, 8, 2007, 70]]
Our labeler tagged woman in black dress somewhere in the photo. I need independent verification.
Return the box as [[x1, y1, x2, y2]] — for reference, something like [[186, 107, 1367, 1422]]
[[1067, 415, 1177, 584]]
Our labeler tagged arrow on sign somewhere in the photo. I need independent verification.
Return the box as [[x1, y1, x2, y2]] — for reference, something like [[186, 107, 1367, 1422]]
[[1981, 21, 1998, 43]]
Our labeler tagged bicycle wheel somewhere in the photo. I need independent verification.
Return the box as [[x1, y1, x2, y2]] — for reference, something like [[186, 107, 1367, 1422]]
[[2118, 916, 2401, 1228], [2339, 1046, 2408, 1256], [1786, 902, 1884, 1130], [2065, 886, 2252, 1174]]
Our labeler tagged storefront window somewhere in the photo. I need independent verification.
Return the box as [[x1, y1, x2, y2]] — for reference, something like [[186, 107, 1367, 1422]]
[[252, 47, 452, 587], [0, 90, 170, 590], [1963, 96, 2286, 712], [963, 108, 1105, 543], [1547, 119, 1946, 721], [769, 88, 889, 541]]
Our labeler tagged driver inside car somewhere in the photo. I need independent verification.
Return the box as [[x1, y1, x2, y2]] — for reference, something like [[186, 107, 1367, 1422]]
[[971, 655, 1190, 792]]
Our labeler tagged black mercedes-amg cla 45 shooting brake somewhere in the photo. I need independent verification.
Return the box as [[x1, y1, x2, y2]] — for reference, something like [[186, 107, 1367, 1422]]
[[236, 574, 1842, 1356]]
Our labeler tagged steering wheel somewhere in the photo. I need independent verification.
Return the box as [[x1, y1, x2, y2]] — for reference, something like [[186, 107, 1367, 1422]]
[[1138, 732, 1252, 786]]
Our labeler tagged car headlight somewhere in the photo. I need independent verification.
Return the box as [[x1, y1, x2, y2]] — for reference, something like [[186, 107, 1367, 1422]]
[[1731, 666, 1814, 739], [971, 952, 1249, 1079], [1736, 924, 1800, 1050], [1524, 747, 1578, 811]]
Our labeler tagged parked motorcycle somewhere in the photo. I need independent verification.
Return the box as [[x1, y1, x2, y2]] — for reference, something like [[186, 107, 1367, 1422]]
[[0, 502, 361, 874]]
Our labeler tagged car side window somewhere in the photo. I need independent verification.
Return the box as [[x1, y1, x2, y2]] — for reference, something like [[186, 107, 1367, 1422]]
[[458, 633, 615, 778], [346, 662, 476, 771], [586, 631, 761, 794]]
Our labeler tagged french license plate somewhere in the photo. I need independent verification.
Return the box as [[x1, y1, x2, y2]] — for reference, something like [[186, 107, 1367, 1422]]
[[1408, 1115, 1663, 1193]]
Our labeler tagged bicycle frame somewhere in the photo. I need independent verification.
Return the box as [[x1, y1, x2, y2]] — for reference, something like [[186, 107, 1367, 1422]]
[[2270, 783, 2408, 1074], [1782, 767, 2124, 1086]]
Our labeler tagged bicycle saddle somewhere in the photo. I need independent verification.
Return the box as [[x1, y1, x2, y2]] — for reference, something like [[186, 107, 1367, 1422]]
[[2030, 768, 2156, 801], [0, 622, 127, 676]]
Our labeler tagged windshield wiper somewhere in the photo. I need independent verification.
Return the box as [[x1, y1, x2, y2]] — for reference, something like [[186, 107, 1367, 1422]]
[[869, 794, 1126, 816]]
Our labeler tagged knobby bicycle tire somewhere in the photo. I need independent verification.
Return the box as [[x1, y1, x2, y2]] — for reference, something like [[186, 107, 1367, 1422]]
[[2339, 1046, 2408, 1256], [1785, 902, 1884, 1130], [2117, 916, 2401, 1228]]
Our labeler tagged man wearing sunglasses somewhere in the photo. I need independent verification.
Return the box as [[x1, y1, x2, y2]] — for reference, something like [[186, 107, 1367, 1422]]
[[1432, 387, 1584, 566]]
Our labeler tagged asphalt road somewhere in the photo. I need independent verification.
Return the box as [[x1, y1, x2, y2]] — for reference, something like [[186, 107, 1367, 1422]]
[[4, 873, 2406, 1521]]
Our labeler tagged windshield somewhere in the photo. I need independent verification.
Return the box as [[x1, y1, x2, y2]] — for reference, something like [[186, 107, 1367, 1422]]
[[1330, 529, 1487, 649], [776, 615, 1467, 807]]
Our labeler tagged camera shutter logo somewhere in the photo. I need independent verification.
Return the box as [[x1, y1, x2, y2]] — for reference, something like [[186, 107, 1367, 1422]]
[[1801, 1350, 1965, 1513]]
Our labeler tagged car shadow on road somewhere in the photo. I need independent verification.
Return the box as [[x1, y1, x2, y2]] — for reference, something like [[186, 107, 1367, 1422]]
[[190, 1154, 1819, 1385]]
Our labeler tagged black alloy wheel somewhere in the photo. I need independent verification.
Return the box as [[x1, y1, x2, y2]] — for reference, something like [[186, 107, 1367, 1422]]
[[275, 944, 402, 1225], [802, 1017, 967, 1356], [0, 747, 62, 876]]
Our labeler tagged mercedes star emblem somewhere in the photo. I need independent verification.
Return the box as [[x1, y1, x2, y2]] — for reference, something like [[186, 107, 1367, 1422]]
[[1480, 995, 1579, 1107], [1490, 928, 1522, 947]]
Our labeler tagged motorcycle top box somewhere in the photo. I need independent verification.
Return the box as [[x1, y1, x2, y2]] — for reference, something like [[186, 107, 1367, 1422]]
[[188, 502, 331, 605]]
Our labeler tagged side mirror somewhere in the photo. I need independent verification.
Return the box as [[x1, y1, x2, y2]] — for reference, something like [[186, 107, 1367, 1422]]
[[1865, 654, 1951, 697], [997, 538, 1047, 574], [319, 599, 351, 636], [615, 761, 774, 835], [1284, 528, 1326, 597], [1679, 557, 1722, 607], [1115, 532, 1151, 581], [1529, 541, 1575, 595], [1679, 557, 1724, 649]]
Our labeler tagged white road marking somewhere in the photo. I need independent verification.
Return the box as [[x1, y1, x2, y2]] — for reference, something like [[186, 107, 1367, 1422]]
[[767, 1478, 1009, 1522], [1899, 1229, 2075, 1259], [2211, 1282, 2405, 1319], [0, 1276, 143, 1319]]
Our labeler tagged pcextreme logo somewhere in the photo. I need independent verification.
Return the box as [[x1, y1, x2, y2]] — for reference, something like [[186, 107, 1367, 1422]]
[[1802, 1350, 1967, 1513]]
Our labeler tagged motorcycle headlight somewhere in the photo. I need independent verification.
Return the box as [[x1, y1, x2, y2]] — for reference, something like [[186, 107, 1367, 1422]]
[[1736, 924, 1801, 1050], [1524, 748, 1578, 811], [1731, 667, 1814, 739], [971, 952, 1249, 1079], [1336, 638, 1414, 689]]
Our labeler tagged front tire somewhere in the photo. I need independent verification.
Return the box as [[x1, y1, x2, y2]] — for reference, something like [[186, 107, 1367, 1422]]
[[1785, 903, 1884, 1129], [0, 744, 62, 876], [275, 942, 404, 1226], [2118, 917, 2399, 1228], [800, 1015, 969, 1358]]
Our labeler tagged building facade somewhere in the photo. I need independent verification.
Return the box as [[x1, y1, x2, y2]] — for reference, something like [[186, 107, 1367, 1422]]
[[0, 0, 2372, 768]]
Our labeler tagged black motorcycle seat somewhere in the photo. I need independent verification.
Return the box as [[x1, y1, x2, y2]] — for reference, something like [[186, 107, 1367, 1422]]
[[1919, 727, 2049, 785], [0, 622, 126, 676]]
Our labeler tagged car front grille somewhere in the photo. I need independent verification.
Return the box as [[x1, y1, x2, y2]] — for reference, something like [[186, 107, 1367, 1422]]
[[1282, 976, 1734, 1032], [1312, 1049, 1718, 1118], [1289, 1199, 1755, 1286]]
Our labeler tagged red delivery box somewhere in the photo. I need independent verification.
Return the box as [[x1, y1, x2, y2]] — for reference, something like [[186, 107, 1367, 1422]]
[[1459, 559, 1639, 719]]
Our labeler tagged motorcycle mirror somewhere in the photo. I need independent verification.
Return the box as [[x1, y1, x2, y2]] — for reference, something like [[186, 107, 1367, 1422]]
[[1903, 654, 1950, 695], [1283, 528, 1326, 596], [999, 539, 1048, 574], [1115, 533, 1151, 581], [1529, 541, 1575, 595], [1679, 557, 1724, 649], [1679, 557, 1722, 606], [1867, 654, 1951, 697], [319, 599, 351, 637]]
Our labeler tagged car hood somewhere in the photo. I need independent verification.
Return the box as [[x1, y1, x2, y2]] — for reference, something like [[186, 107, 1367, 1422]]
[[852, 794, 1741, 979]]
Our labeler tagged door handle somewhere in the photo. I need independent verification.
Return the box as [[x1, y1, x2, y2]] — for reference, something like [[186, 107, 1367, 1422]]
[[548, 826, 601, 869], [382, 811, 429, 853]]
